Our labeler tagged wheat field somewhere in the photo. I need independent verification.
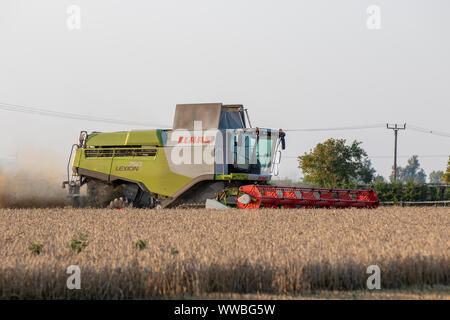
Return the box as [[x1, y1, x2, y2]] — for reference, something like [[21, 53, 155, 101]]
[[0, 207, 448, 299]]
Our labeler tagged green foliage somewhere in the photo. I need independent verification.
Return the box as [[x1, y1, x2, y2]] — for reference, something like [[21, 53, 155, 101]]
[[67, 233, 88, 253], [268, 179, 308, 187], [443, 157, 450, 184], [391, 155, 426, 183], [372, 180, 449, 202], [298, 138, 375, 188], [429, 170, 444, 184], [134, 239, 147, 250], [373, 180, 401, 203], [373, 175, 385, 183], [403, 181, 427, 201], [28, 243, 43, 255]]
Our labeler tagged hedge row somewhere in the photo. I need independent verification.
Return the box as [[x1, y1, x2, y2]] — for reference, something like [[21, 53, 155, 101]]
[[370, 181, 449, 202], [270, 179, 449, 203]]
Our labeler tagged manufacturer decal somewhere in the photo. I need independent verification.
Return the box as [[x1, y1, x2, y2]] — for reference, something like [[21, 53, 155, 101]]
[[177, 136, 214, 144], [116, 161, 143, 172]]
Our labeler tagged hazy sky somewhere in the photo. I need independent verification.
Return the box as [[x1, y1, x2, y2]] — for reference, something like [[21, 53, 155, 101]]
[[0, 0, 449, 180]]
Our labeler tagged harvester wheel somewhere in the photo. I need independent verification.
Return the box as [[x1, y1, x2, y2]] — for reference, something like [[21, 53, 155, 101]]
[[72, 197, 81, 208], [87, 180, 122, 207], [109, 197, 133, 209]]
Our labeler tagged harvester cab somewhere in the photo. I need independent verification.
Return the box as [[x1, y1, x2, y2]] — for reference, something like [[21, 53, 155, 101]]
[[63, 103, 286, 209]]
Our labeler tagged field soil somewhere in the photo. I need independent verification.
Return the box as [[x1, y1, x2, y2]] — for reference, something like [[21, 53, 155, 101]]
[[0, 207, 448, 299]]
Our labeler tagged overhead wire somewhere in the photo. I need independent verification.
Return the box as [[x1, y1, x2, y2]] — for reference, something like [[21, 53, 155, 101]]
[[1, 101, 449, 137], [407, 124, 450, 138], [284, 123, 385, 132], [284, 155, 449, 159], [0, 101, 170, 128]]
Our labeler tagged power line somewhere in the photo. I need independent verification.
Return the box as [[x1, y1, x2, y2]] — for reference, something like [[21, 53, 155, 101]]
[[284, 155, 449, 159], [371, 155, 449, 159], [284, 123, 450, 137], [0, 101, 170, 128], [284, 124, 385, 132], [386, 123, 406, 182], [407, 124, 450, 138], [1, 100, 449, 137]]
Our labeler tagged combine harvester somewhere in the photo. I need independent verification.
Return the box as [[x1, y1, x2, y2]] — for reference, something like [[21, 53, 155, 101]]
[[63, 103, 379, 209]]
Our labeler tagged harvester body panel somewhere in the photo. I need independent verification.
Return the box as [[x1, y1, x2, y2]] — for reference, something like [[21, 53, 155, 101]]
[[74, 134, 193, 197]]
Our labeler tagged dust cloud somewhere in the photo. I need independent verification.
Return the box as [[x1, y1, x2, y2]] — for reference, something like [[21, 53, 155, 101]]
[[0, 150, 69, 208]]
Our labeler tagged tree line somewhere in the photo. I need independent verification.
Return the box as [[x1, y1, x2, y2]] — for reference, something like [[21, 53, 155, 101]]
[[291, 138, 449, 202]]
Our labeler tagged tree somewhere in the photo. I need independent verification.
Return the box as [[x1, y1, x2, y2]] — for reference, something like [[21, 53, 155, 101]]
[[298, 138, 375, 188], [390, 155, 426, 183], [373, 174, 385, 183], [429, 170, 444, 184], [443, 157, 450, 184]]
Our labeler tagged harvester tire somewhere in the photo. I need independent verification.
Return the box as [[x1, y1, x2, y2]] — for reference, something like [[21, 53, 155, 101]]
[[87, 180, 122, 208], [72, 197, 81, 208], [109, 197, 133, 209]]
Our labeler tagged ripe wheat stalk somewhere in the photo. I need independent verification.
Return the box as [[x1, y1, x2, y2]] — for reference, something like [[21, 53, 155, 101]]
[[0, 207, 448, 299]]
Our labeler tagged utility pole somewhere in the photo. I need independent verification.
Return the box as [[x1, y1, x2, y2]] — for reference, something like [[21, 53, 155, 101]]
[[386, 123, 406, 182]]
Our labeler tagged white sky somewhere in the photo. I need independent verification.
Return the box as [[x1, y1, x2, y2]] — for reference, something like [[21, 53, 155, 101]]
[[0, 0, 449, 180]]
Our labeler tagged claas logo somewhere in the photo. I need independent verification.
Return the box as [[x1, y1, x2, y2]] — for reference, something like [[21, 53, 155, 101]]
[[177, 136, 214, 144]]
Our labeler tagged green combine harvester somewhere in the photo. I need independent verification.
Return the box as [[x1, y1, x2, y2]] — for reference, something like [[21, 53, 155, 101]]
[[63, 103, 286, 209]]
